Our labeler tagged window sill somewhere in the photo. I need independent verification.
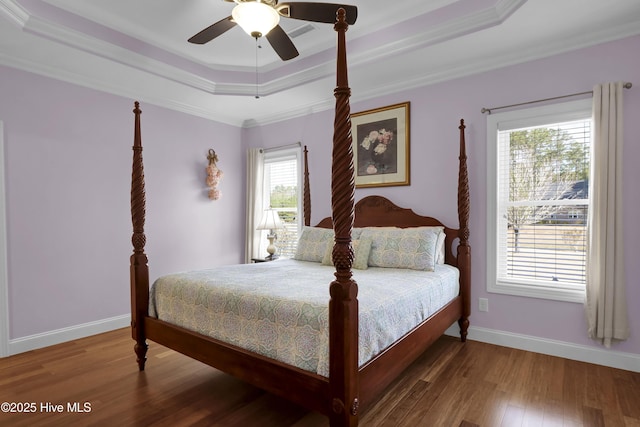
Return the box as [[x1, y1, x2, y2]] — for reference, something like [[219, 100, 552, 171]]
[[488, 281, 585, 303]]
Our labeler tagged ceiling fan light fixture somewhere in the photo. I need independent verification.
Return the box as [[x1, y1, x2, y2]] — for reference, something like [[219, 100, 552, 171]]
[[232, 1, 280, 38]]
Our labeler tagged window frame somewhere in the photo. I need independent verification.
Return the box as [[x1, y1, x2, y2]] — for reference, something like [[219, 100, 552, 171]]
[[486, 99, 592, 303], [262, 146, 303, 258]]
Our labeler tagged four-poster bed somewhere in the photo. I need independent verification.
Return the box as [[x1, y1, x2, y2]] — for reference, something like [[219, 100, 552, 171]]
[[129, 9, 470, 427]]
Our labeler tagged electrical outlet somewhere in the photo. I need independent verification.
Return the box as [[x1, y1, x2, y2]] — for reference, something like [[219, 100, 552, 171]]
[[478, 298, 489, 312]]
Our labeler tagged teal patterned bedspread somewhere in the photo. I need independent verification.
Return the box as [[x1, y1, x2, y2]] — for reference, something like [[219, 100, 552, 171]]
[[149, 259, 459, 377]]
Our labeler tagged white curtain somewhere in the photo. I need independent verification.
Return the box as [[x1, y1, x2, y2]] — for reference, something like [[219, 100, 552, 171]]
[[245, 148, 265, 262], [585, 82, 630, 347]]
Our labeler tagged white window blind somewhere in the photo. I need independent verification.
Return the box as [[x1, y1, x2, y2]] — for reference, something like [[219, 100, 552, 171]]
[[487, 99, 592, 302], [263, 148, 301, 258], [498, 119, 590, 285]]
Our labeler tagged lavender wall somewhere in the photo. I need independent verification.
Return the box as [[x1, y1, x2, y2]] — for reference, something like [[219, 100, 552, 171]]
[[0, 66, 245, 339], [245, 34, 640, 357], [1, 33, 637, 359]]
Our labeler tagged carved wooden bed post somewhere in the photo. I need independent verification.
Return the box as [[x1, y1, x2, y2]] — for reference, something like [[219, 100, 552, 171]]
[[329, 8, 358, 427], [130, 101, 149, 370], [303, 145, 311, 227], [456, 119, 471, 341]]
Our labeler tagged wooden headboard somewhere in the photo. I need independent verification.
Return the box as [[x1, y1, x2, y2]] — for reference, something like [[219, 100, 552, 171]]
[[316, 195, 460, 267]]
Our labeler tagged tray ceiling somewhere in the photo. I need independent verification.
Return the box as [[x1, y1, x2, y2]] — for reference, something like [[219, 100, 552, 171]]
[[1, 0, 639, 126]]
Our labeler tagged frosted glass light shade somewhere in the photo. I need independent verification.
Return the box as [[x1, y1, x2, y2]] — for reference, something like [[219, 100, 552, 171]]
[[232, 2, 280, 38]]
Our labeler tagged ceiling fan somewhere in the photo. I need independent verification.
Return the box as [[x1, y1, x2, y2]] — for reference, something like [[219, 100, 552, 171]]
[[188, 0, 358, 61]]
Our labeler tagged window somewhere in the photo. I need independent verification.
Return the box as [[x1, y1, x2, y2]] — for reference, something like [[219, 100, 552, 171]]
[[487, 99, 592, 302], [263, 147, 302, 258]]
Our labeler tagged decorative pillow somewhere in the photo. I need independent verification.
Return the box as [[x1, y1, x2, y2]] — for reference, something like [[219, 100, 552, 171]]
[[405, 226, 446, 264], [321, 238, 372, 270], [293, 226, 334, 262], [436, 230, 446, 264], [360, 226, 443, 271]]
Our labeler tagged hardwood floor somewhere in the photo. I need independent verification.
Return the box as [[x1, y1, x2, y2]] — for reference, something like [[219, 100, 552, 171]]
[[1, 328, 638, 426]]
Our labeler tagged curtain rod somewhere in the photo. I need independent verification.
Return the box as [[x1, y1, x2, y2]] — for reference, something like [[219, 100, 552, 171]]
[[481, 82, 632, 114], [260, 141, 301, 153]]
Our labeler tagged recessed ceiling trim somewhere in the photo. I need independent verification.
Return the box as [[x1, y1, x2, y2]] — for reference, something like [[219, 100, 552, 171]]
[[214, 59, 332, 97], [349, 0, 527, 68], [191, 0, 530, 94], [12, 0, 530, 97], [494, 0, 528, 19], [0, 0, 29, 27], [39, 0, 458, 70], [9, 2, 328, 96], [219, 0, 524, 95], [21, 12, 220, 94], [241, 95, 334, 128]]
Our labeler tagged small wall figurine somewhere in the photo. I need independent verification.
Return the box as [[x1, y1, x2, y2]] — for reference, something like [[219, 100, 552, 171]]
[[206, 149, 223, 200]]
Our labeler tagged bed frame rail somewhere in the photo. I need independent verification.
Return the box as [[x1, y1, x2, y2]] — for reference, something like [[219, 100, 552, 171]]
[[144, 317, 331, 414]]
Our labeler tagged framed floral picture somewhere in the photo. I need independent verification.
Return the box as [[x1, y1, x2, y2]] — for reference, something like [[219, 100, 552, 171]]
[[351, 102, 410, 188]]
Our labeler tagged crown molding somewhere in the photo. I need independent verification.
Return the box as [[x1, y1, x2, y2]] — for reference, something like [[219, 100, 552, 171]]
[[3, 0, 639, 128], [326, 16, 640, 120], [0, 50, 247, 126]]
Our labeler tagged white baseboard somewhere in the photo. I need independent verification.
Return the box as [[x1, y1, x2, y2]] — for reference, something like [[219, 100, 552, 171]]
[[6, 316, 638, 373], [445, 324, 640, 373], [7, 314, 130, 356]]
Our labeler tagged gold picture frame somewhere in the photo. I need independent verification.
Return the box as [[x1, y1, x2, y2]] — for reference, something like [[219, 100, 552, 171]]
[[351, 101, 410, 188]]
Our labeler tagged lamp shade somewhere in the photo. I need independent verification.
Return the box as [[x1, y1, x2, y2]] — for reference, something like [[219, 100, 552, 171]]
[[232, 2, 280, 38], [256, 208, 283, 231]]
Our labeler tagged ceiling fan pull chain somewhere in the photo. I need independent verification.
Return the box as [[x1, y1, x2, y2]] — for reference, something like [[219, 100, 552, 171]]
[[255, 36, 260, 99]]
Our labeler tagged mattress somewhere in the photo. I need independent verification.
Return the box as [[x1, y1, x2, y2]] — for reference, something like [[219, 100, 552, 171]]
[[149, 259, 459, 377]]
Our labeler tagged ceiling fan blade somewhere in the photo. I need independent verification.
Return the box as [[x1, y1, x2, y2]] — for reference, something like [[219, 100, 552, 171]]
[[266, 25, 299, 61], [278, 3, 357, 25], [188, 16, 237, 44]]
